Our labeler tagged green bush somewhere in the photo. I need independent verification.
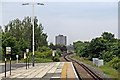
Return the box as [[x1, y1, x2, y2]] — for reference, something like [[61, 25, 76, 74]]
[[99, 51, 114, 62], [108, 57, 120, 70], [52, 53, 60, 62], [52, 49, 62, 62], [26, 47, 53, 63], [35, 58, 53, 63], [35, 50, 52, 58], [56, 48, 62, 56]]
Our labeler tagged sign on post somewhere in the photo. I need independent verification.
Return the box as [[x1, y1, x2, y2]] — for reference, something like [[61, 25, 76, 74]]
[[6, 47, 11, 54], [26, 49, 29, 53], [6, 47, 11, 76], [16, 55, 19, 58], [16, 55, 19, 63]]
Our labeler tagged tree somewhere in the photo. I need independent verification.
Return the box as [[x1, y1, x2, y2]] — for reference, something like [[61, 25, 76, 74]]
[[88, 37, 107, 59], [2, 16, 48, 60], [2, 32, 19, 59], [100, 50, 115, 62], [0, 26, 2, 60], [73, 41, 84, 55], [49, 43, 54, 47], [101, 32, 114, 40], [73, 32, 119, 70]]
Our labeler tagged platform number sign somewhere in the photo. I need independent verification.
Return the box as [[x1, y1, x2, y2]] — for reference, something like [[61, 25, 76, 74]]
[[6, 47, 11, 54], [26, 49, 29, 53]]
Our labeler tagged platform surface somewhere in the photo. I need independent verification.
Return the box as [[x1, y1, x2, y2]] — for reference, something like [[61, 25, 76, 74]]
[[0, 62, 78, 80]]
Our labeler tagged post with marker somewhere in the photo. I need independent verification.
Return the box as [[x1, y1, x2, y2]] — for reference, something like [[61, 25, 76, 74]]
[[24, 52, 27, 69], [6, 47, 11, 76], [16, 55, 19, 63], [4, 53, 6, 77], [26, 49, 29, 68], [52, 50, 56, 62]]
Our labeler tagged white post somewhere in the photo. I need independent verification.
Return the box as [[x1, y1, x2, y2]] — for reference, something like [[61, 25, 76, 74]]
[[16, 55, 19, 63], [32, 4, 35, 67]]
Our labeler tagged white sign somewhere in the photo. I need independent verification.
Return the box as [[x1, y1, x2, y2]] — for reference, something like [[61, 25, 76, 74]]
[[16, 55, 19, 58], [92, 58, 104, 67], [26, 49, 29, 53], [97, 60, 104, 67], [92, 58, 98, 65], [16, 55, 19, 63], [6, 47, 11, 54], [52, 50, 56, 57], [6, 47, 11, 52]]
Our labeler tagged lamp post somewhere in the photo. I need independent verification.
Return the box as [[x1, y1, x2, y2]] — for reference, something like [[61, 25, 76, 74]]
[[22, 3, 44, 67]]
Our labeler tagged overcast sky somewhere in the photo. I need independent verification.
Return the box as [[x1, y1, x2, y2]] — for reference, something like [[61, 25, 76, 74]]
[[0, 2, 118, 45]]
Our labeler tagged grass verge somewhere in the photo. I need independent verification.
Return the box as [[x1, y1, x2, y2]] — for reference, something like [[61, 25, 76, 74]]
[[19, 57, 53, 63], [72, 55, 118, 78], [34, 58, 53, 63]]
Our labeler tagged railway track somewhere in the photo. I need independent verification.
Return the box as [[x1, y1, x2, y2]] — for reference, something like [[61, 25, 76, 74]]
[[63, 53, 103, 80]]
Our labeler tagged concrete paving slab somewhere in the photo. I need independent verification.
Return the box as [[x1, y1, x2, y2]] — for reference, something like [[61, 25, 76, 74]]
[[47, 62, 60, 73], [0, 62, 78, 80], [35, 63, 55, 78]]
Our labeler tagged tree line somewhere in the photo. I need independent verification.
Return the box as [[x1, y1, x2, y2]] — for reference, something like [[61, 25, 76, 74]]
[[73, 32, 120, 70], [2, 16, 48, 60]]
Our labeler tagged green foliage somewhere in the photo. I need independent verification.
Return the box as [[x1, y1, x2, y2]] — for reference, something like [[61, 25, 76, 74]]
[[99, 51, 115, 62], [87, 37, 108, 60], [99, 63, 118, 78], [52, 54, 60, 62], [73, 32, 119, 70], [35, 46, 52, 58], [56, 48, 62, 56], [118, 39, 120, 57], [52, 49, 62, 62], [73, 41, 90, 58], [2, 17, 48, 60], [101, 32, 114, 40], [35, 58, 53, 63], [2, 32, 20, 59], [49, 42, 54, 47], [28, 46, 53, 63], [35, 51, 52, 58], [37, 46, 51, 52], [108, 57, 120, 70], [72, 55, 118, 78]]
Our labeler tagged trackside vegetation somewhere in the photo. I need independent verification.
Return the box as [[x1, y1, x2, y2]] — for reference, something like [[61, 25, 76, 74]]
[[72, 56, 118, 78], [73, 32, 120, 78]]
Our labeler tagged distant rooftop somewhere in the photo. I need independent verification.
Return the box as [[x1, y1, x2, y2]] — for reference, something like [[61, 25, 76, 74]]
[[58, 34, 64, 36]]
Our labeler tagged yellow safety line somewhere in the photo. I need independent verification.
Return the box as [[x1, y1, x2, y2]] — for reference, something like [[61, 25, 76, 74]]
[[61, 62, 68, 80]]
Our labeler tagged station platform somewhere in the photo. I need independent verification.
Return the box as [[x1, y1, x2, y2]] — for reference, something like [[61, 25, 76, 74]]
[[0, 62, 78, 80]]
